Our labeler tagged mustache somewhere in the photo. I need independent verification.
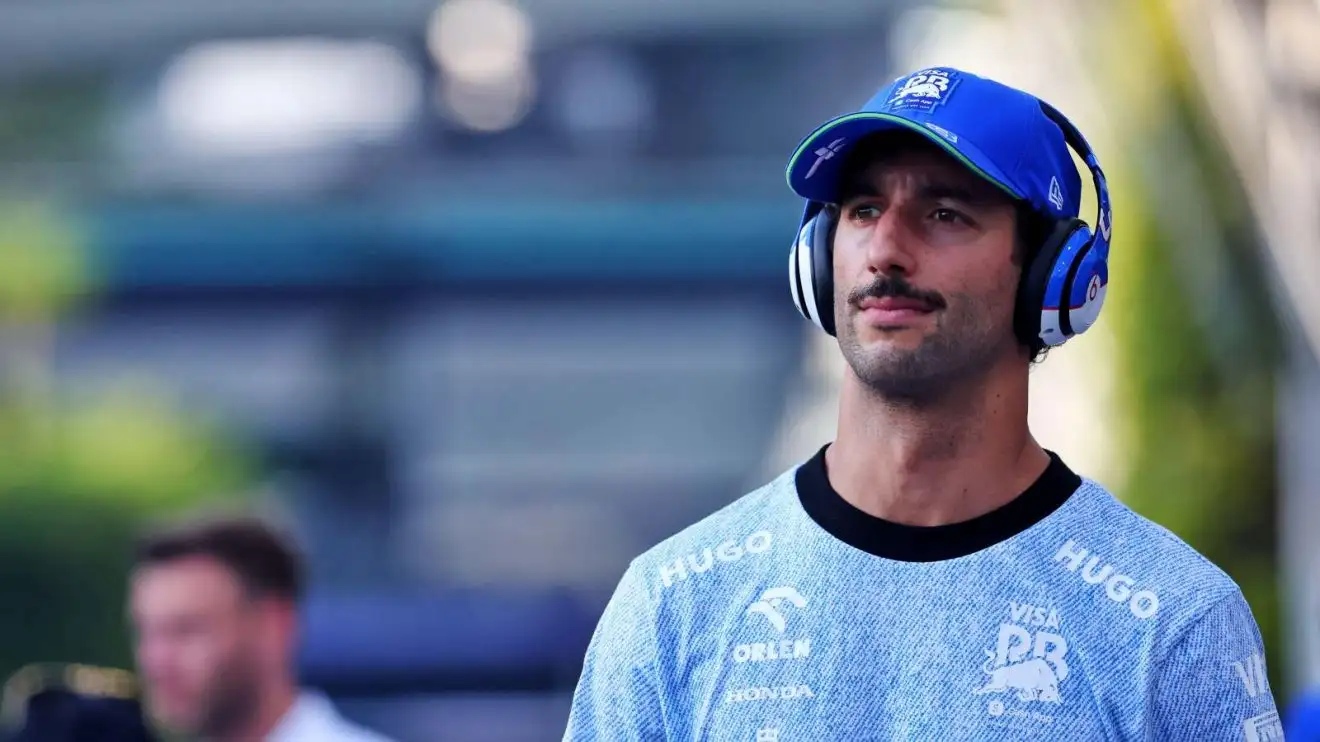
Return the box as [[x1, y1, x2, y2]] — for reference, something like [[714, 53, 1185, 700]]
[[847, 275, 947, 310]]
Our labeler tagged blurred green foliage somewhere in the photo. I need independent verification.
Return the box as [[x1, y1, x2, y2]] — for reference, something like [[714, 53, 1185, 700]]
[[0, 201, 253, 681], [1099, 0, 1285, 696]]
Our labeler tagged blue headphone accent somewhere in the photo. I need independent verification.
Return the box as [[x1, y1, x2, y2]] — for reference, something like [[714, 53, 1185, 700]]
[[788, 102, 1112, 351]]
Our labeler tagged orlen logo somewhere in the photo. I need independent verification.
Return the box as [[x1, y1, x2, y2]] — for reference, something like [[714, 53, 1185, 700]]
[[658, 531, 773, 589], [733, 638, 811, 664], [733, 586, 811, 664], [1054, 540, 1160, 619], [746, 586, 807, 632]]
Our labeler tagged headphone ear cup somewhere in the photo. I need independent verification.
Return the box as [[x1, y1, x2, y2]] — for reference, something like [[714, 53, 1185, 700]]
[[811, 207, 838, 337], [789, 206, 839, 336], [790, 222, 811, 322], [1029, 218, 1110, 348], [1061, 236, 1108, 338], [1017, 218, 1084, 349]]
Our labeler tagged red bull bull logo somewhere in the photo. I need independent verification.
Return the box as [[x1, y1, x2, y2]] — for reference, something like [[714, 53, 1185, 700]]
[[975, 654, 1064, 703], [973, 602, 1070, 707]]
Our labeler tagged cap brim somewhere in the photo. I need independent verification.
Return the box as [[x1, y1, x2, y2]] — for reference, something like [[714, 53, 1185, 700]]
[[785, 112, 1025, 204]]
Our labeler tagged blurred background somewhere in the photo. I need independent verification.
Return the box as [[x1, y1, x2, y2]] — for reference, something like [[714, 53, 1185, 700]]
[[0, 0, 1314, 739]]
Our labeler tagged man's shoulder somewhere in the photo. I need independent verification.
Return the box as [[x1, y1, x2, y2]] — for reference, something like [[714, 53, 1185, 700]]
[[275, 691, 397, 742], [1055, 477, 1243, 612], [327, 722, 395, 742], [330, 713, 396, 742], [625, 463, 799, 594], [339, 723, 396, 742]]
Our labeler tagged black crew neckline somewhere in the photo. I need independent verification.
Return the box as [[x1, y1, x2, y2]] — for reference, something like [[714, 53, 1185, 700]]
[[795, 444, 1082, 562]]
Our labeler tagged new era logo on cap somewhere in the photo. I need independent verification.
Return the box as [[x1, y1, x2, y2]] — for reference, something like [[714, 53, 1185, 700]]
[[1048, 177, 1064, 211]]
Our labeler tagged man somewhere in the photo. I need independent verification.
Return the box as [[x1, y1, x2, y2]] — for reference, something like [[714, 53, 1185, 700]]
[[563, 67, 1281, 740], [127, 516, 392, 742]]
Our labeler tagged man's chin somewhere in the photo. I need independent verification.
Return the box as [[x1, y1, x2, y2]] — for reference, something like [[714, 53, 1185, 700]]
[[853, 329, 930, 355], [841, 343, 963, 398], [148, 703, 203, 734], [152, 715, 197, 735]]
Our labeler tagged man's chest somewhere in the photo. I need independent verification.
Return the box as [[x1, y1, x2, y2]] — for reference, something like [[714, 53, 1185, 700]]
[[659, 578, 1150, 742]]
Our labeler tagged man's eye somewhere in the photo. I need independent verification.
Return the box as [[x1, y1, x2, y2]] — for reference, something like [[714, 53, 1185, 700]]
[[849, 205, 881, 220], [931, 208, 967, 224]]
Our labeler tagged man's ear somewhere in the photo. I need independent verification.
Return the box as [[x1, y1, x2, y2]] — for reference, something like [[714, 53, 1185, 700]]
[[253, 598, 299, 651]]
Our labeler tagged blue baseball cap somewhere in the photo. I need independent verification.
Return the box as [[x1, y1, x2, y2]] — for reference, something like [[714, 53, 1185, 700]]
[[785, 67, 1081, 221]]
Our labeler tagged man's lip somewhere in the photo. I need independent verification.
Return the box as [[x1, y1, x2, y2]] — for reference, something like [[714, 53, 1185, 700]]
[[857, 296, 935, 312]]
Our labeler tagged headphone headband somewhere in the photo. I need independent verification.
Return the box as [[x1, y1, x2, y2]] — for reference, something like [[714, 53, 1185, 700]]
[[1037, 101, 1111, 260]]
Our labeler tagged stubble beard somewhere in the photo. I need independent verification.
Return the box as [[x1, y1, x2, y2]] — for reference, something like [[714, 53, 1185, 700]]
[[836, 295, 1011, 406], [193, 652, 264, 740]]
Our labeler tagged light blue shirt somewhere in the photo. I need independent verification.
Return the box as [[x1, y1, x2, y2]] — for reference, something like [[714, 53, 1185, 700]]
[[564, 448, 1281, 741]]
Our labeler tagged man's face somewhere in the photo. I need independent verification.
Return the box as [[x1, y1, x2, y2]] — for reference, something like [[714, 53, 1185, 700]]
[[128, 557, 266, 736], [831, 138, 1023, 400]]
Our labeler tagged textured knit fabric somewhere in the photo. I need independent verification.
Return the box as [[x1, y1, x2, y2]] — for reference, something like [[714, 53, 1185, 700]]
[[564, 449, 1281, 741]]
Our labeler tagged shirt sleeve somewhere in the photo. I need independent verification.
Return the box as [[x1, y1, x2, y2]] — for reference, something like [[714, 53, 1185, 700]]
[[562, 562, 667, 742], [1152, 588, 1282, 741]]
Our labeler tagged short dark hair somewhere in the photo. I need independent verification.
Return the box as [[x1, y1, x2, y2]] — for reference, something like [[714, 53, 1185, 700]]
[[837, 131, 1056, 363], [1013, 203, 1055, 365], [133, 516, 305, 603]]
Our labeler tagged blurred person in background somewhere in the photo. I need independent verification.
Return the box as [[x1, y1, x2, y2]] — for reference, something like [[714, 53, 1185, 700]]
[[564, 67, 1280, 741], [127, 516, 392, 742], [1286, 676, 1320, 739]]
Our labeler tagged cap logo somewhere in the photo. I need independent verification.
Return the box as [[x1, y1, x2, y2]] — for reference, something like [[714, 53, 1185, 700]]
[[887, 68, 959, 113], [804, 137, 847, 180], [924, 123, 958, 143], [1048, 176, 1064, 211]]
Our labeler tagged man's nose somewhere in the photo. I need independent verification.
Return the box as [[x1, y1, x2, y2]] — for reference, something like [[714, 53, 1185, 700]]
[[136, 636, 173, 672], [863, 208, 917, 277]]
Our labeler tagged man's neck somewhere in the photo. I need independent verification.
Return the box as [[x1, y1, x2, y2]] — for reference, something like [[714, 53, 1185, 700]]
[[827, 361, 1050, 527], [208, 679, 299, 742]]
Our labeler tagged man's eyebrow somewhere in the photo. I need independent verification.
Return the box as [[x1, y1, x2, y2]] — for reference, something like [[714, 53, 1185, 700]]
[[914, 182, 997, 206], [837, 179, 877, 202], [836, 179, 1001, 206]]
